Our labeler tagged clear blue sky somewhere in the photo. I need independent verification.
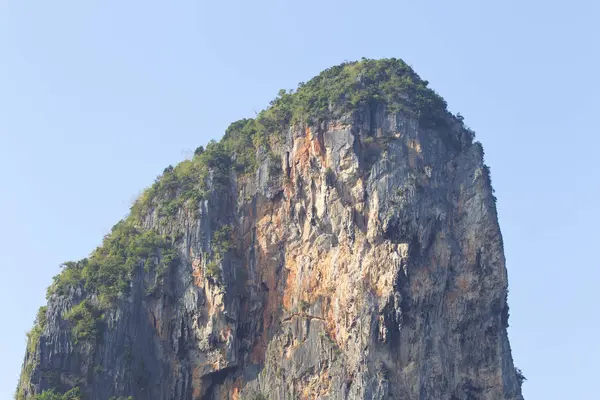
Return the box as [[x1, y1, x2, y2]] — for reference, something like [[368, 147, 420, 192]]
[[1, 1, 598, 398]]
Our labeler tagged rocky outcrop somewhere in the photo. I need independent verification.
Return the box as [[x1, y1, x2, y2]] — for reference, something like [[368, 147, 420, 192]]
[[16, 59, 523, 400]]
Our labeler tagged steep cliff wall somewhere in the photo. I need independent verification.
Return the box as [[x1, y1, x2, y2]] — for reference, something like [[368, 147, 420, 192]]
[[16, 58, 523, 400]]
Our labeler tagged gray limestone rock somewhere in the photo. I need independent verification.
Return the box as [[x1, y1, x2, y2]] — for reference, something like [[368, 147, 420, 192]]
[[16, 61, 523, 400]]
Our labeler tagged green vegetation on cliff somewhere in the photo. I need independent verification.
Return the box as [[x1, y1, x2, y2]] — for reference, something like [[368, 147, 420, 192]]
[[48, 222, 178, 309], [205, 224, 234, 281], [30, 388, 82, 400], [288, 57, 451, 126], [131, 138, 233, 219], [26, 389, 131, 400], [26, 306, 47, 355], [63, 300, 100, 344]]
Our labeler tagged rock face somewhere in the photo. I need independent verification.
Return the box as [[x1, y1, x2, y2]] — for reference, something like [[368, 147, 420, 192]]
[[16, 59, 523, 400]]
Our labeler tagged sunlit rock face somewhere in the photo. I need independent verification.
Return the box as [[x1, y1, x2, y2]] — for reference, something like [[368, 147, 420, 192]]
[[17, 59, 523, 400]]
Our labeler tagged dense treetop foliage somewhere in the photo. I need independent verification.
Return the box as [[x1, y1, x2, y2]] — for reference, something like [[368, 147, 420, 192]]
[[47, 221, 178, 308], [287, 57, 450, 125]]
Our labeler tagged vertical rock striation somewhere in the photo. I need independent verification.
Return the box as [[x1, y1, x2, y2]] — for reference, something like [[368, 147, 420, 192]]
[[16, 58, 523, 400]]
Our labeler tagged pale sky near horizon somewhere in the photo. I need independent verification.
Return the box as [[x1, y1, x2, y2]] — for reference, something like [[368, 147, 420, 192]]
[[1, 1, 598, 399]]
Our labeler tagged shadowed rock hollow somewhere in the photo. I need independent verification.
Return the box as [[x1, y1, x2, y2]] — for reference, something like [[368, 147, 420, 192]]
[[16, 58, 524, 400]]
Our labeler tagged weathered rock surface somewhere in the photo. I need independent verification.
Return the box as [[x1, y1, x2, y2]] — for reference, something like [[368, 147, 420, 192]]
[[17, 59, 523, 400]]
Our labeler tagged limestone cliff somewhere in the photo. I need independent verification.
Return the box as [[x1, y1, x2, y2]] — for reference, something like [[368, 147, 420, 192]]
[[16, 58, 524, 400]]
